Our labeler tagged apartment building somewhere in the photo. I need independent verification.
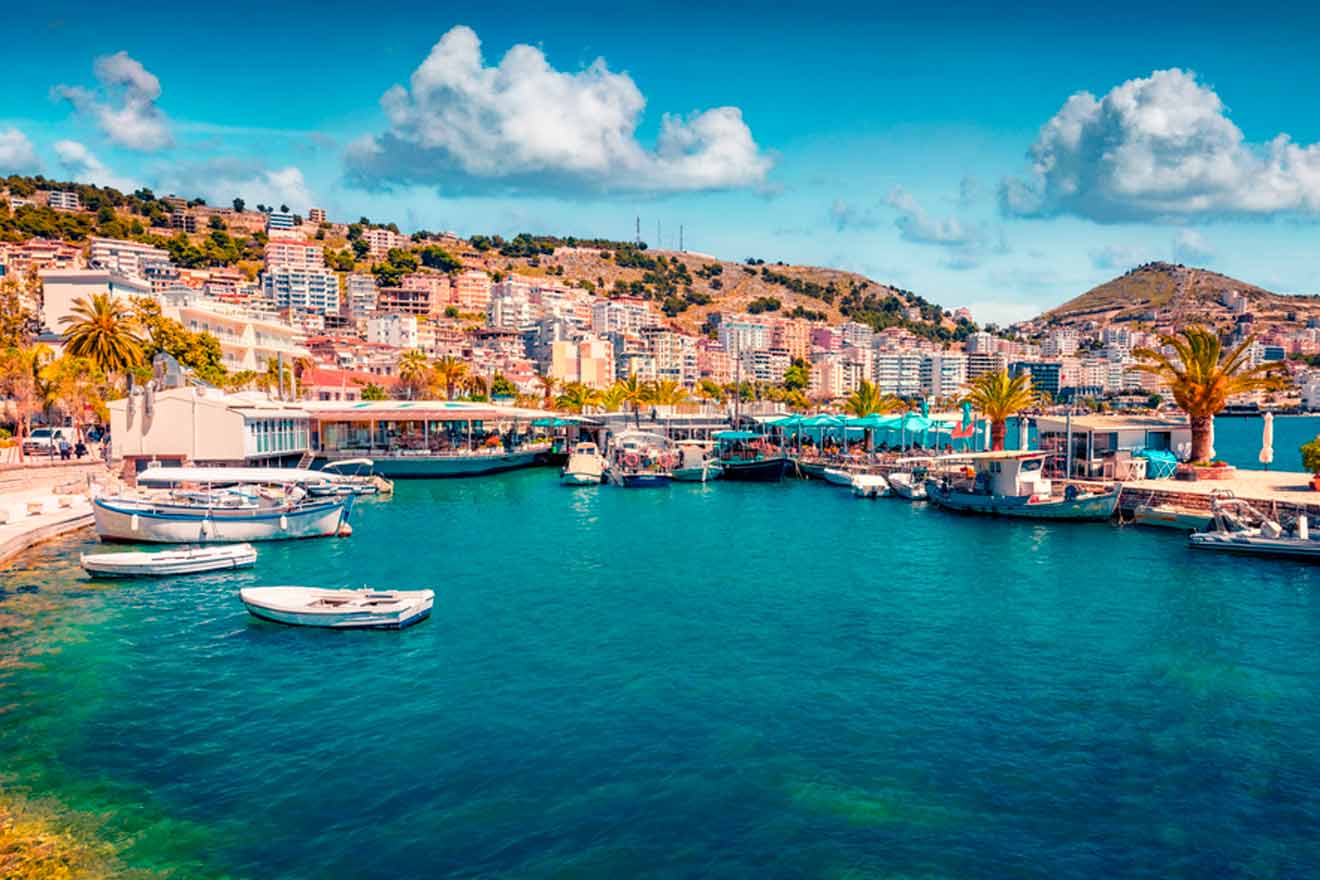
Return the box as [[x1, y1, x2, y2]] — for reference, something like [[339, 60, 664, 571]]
[[550, 336, 615, 388], [263, 267, 340, 313], [46, 191, 82, 211], [920, 352, 967, 399], [266, 211, 297, 232], [155, 289, 308, 372], [366, 314, 420, 349], [642, 327, 699, 386], [873, 352, 925, 397], [592, 296, 659, 335], [87, 236, 172, 280], [264, 239, 324, 271], [344, 274, 378, 320], [307, 208, 327, 224], [37, 269, 151, 333], [2, 239, 83, 277], [451, 269, 492, 312], [365, 228, 404, 257], [771, 317, 813, 361], [965, 351, 1007, 380], [718, 318, 773, 354]]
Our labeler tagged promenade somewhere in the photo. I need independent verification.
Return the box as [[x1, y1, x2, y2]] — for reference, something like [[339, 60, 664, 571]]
[[0, 461, 112, 565]]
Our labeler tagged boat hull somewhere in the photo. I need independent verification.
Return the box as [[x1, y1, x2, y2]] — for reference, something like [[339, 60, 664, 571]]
[[720, 457, 790, 483], [241, 588, 434, 629], [82, 544, 258, 577], [94, 498, 350, 543], [1133, 504, 1212, 531], [671, 464, 722, 482], [925, 481, 1119, 521], [320, 450, 546, 478], [888, 474, 927, 500], [795, 461, 827, 480], [821, 468, 854, 487], [620, 473, 672, 488], [561, 470, 604, 486], [1188, 533, 1320, 560]]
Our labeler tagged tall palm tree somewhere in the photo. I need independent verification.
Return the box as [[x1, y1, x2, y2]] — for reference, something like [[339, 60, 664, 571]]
[[843, 380, 900, 418], [1133, 326, 1287, 462], [644, 379, 688, 406], [555, 382, 601, 413], [616, 373, 645, 416], [534, 373, 558, 409], [60, 293, 144, 378], [433, 356, 468, 400], [397, 349, 433, 398], [598, 384, 628, 413], [963, 368, 1038, 451]]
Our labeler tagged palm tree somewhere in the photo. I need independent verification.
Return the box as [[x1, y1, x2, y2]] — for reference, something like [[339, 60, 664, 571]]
[[598, 384, 629, 413], [397, 349, 432, 398], [41, 355, 109, 435], [963, 368, 1038, 451], [1133, 326, 1287, 462], [534, 373, 558, 409], [843, 380, 900, 417], [555, 382, 601, 413], [645, 379, 688, 406], [697, 378, 724, 404], [616, 374, 645, 416], [433, 356, 468, 400], [462, 373, 488, 400], [60, 293, 144, 378]]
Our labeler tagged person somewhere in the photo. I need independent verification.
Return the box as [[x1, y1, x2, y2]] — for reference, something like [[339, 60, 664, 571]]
[[58, 436, 72, 460], [75, 439, 87, 459]]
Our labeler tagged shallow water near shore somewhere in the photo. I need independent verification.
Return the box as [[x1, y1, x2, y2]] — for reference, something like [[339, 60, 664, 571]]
[[3, 417, 1320, 878]]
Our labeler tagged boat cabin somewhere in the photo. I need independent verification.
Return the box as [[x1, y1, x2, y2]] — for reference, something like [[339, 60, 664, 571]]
[[941, 451, 1052, 498]]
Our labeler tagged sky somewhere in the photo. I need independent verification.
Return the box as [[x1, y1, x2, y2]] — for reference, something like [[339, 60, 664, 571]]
[[5, 0, 1320, 326]]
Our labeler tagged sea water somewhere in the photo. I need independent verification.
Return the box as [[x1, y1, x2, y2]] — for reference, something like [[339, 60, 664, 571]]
[[2, 417, 1319, 878]]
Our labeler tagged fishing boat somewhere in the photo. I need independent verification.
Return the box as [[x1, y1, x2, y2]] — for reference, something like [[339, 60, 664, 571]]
[[606, 431, 674, 487], [887, 472, 927, 500], [240, 587, 435, 629], [561, 441, 607, 485], [821, 467, 854, 487], [81, 543, 258, 577], [850, 473, 890, 498], [714, 431, 791, 483], [94, 467, 353, 543], [924, 451, 1120, 521], [671, 440, 723, 483], [1188, 498, 1320, 560]]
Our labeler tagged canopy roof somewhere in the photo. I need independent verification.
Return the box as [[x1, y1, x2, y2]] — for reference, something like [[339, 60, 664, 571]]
[[137, 466, 330, 486], [713, 430, 766, 441]]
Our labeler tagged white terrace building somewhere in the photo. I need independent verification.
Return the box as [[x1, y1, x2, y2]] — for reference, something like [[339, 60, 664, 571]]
[[156, 289, 309, 372]]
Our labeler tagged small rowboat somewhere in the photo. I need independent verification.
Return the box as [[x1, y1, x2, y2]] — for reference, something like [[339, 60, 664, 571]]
[[240, 586, 435, 629], [81, 543, 258, 577]]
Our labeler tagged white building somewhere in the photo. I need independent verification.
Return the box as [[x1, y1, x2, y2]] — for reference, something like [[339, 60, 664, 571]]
[[88, 237, 172, 280], [717, 318, 773, 354], [37, 269, 152, 334], [155, 289, 309, 372], [264, 239, 324, 271], [592, 297, 659, 335], [366, 314, 419, 349], [264, 267, 340, 313], [344, 274, 378, 320], [365, 228, 404, 257], [47, 191, 82, 211], [873, 352, 925, 397], [267, 211, 297, 232], [643, 328, 699, 386]]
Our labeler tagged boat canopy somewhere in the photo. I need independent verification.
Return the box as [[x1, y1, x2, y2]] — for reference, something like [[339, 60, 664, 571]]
[[713, 430, 766, 441], [137, 466, 332, 486], [320, 458, 374, 472]]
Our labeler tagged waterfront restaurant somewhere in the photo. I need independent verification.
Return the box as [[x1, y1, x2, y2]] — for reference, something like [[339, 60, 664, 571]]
[[302, 400, 597, 477], [1035, 414, 1192, 480]]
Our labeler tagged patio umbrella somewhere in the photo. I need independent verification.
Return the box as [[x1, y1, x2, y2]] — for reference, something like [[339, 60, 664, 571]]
[[1259, 411, 1274, 469], [981, 419, 991, 451]]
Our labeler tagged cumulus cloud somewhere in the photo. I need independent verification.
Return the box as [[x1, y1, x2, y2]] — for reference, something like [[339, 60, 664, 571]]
[[54, 140, 135, 191], [152, 157, 314, 210], [53, 51, 172, 151], [345, 26, 772, 195], [0, 128, 41, 173], [1000, 68, 1320, 222], [1172, 229, 1214, 264], [1089, 243, 1153, 270]]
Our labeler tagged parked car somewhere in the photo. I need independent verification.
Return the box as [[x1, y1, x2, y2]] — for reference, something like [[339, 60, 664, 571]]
[[22, 427, 77, 457]]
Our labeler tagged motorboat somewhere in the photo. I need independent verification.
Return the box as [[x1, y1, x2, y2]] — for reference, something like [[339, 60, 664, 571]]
[[240, 587, 435, 629], [1133, 503, 1212, 531], [888, 472, 927, 500], [561, 441, 607, 485], [821, 467, 854, 487], [1189, 498, 1320, 560], [313, 459, 393, 496], [924, 451, 1120, 522], [713, 431, 790, 482], [606, 430, 674, 488], [81, 543, 258, 577], [850, 473, 890, 498], [671, 440, 723, 483]]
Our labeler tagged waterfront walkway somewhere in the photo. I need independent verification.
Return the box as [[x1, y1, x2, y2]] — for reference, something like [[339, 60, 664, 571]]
[[0, 462, 112, 565]]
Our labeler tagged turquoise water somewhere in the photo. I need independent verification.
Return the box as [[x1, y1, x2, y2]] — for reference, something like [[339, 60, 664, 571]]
[[3, 418, 1320, 877]]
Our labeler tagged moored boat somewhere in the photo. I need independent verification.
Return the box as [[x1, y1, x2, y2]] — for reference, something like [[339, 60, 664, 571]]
[[850, 473, 890, 498], [1188, 499, 1320, 561], [606, 430, 675, 488], [81, 543, 258, 577], [924, 451, 1120, 522], [315, 458, 393, 495], [561, 441, 607, 485], [888, 472, 927, 500], [821, 467, 854, 487], [1133, 503, 1212, 531], [240, 587, 434, 629], [714, 431, 790, 483], [671, 440, 722, 482]]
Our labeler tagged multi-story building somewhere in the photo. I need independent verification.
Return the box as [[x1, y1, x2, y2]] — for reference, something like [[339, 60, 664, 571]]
[[1041, 329, 1079, 358], [810, 326, 841, 352], [344, 274, 378, 320], [2, 239, 83, 278], [170, 210, 199, 233], [718, 318, 773, 354], [642, 327, 699, 386], [37, 269, 151, 334], [840, 321, 875, 350], [1010, 361, 1063, 398], [155, 289, 308, 372], [451, 269, 492, 312], [202, 268, 252, 302], [366, 314, 420, 349], [264, 239, 324, 271], [550, 336, 615, 388], [965, 331, 996, 354], [46, 191, 82, 211], [365, 228, 404, 257], [263, 267, 340, 314], [592, 296, 659, 335], [873, 352, 925, 397], [698, 341, 735, 385], [965, 351, 1008, 380], [740, 347, 791, 384], [771, 317, 813, 361], [87, 236, 172, 280], [920, 352, 967, 399], [307, 207, 327, 224], [266, 211, 297, 233]]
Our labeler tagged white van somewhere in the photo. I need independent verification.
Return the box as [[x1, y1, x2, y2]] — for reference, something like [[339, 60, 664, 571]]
[[22, 427, 77, 457]]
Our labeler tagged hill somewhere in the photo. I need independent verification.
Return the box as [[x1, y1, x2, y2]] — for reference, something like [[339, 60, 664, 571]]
[[1038, 261, 1320, 331]]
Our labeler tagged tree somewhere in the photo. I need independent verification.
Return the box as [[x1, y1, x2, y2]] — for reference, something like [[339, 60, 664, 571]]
[[491, 373, 516, 397], [208, 215, 226, 230], [555, 382, 601, 413], [419, 245, 461, 273], [279, 203, 289, 213], [963, 369, 1038, 451], [644, 379, 687, 406], [0, 272, 39, 348], [616, 373, 645, 416], [60, 293, 144, 378], [0, 344, 52, 459], [360, 383, 387, 401], [1133, 327, 1288, 462], [844, 380, 899, 418], [233, 197, 245, 212], [534, 373, 557, 408], [131, 298, 227, 385], [432, 356, 468, 400], [783, 358, 810, 392], [397, 349, 433, 398], [41, 355, 109, 434], [462, 373, 488, 400], [697, 378, 724, 404], [597, 384, 628, 413]]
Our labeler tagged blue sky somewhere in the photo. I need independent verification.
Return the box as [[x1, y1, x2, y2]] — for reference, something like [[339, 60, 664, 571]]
[[6, 0, 1320, 325]]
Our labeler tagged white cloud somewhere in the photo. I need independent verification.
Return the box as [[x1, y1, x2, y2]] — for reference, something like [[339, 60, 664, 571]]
[[152, 158, 314, 211], [346, 25, 772, 195], [0, 127, 40, 173], [54, 140, 135, 191], [53, 51, 172, 151], [1172, 229, 1214, 264], [886, 186, 979, 245], [1089, 243, 1153, 270], [828, 198, 879, 231], [1000, 68, 1320, 222]]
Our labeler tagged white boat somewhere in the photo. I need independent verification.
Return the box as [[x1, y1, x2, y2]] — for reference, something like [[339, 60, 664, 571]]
[[888, 472, 927, 500], [850, 473, 890, 498], [671, 440, 723, 483], [315, 458, 393, 496], [561, 441, 607, 485], [240, 586, 435, 629], [94, 496, 352, 543], [924, 451, 1120, 522], [821, 467, 854, 487], [1189, 499, 1320, 561], [1133, 503, 1212, 531], [81, 543, 258, 577]]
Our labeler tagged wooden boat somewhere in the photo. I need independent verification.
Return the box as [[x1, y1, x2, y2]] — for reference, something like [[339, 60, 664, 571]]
[[850, 473, 890, 498], [81, 543, 258, 577], [888, 472, 927, 500], [924, 451, 1120, 522], [1188, 499, 1320, 561], [240, 587, 435, 629], [1132, 503, 1212, 531], [671, 440, 722, 482], [561, 441, 607, 485], [714, 431, 790, 483]]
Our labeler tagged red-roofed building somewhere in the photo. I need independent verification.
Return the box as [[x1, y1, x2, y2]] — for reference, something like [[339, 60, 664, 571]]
[[301, 366, 400, 402]]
